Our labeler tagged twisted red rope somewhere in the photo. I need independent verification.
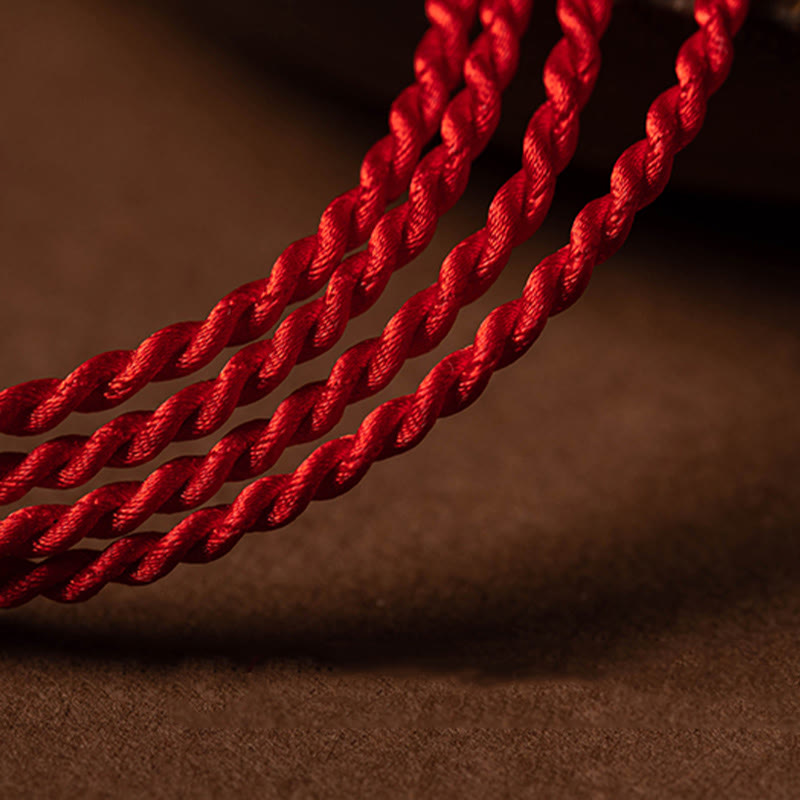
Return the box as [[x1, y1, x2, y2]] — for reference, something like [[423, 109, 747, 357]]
[[0, 0, 534, 504], [0, 0, 608, 546], [0, 0, 488, 437], [0, 0, 748, 607]]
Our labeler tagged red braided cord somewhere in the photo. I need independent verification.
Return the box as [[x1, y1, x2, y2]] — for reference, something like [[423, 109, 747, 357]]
[[0, 0, 748, 607], [0, 0, 607, 546], [0, 0, 588, 507], [0, 0, 533, 503], [0, 0, 487, 437]]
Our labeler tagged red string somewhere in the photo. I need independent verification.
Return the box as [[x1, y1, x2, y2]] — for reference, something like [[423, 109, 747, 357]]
[[0, 0, 534, 503], [0, 0, 489, 437], [0, 0, 748, 607], [0, 0, 609, 545]]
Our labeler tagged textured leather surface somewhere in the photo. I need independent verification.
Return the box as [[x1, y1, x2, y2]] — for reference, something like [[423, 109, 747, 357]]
[[1, 1, 798, 796]]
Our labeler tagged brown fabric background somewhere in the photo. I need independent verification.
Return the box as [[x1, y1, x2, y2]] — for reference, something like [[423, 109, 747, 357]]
[[1, 1, 799, 796]]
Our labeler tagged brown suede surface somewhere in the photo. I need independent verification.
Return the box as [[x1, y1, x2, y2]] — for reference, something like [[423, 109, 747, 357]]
[[1, 2, 798, 797]]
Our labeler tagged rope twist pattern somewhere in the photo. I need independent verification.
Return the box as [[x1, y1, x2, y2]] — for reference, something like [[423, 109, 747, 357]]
[[0, 0, 488, 436], [0, 0, 748, 607], [0, 0, 593, 511]]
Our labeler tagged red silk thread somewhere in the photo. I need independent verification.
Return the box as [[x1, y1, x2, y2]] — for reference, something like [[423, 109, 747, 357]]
[[0, 0, 488, 436], [0, 0, 748, 607], [0, 0, 534, 504], [0, 0, 610, 552]]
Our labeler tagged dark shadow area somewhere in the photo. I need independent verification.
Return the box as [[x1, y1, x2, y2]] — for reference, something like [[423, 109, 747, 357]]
[[1, 475, 797, 681], [140, 0, 800, 203]]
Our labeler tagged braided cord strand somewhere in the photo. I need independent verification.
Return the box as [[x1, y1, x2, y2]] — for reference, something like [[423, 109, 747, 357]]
[[0, 0, 748, 607], [0, 0, 534, 503], [0, 0, 598, 507], [0, 0, 609, 551], [0, 0, 486, 437]]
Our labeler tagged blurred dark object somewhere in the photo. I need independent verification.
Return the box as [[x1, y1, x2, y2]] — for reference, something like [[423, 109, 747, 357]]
[[143, 0, 800, 202]]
